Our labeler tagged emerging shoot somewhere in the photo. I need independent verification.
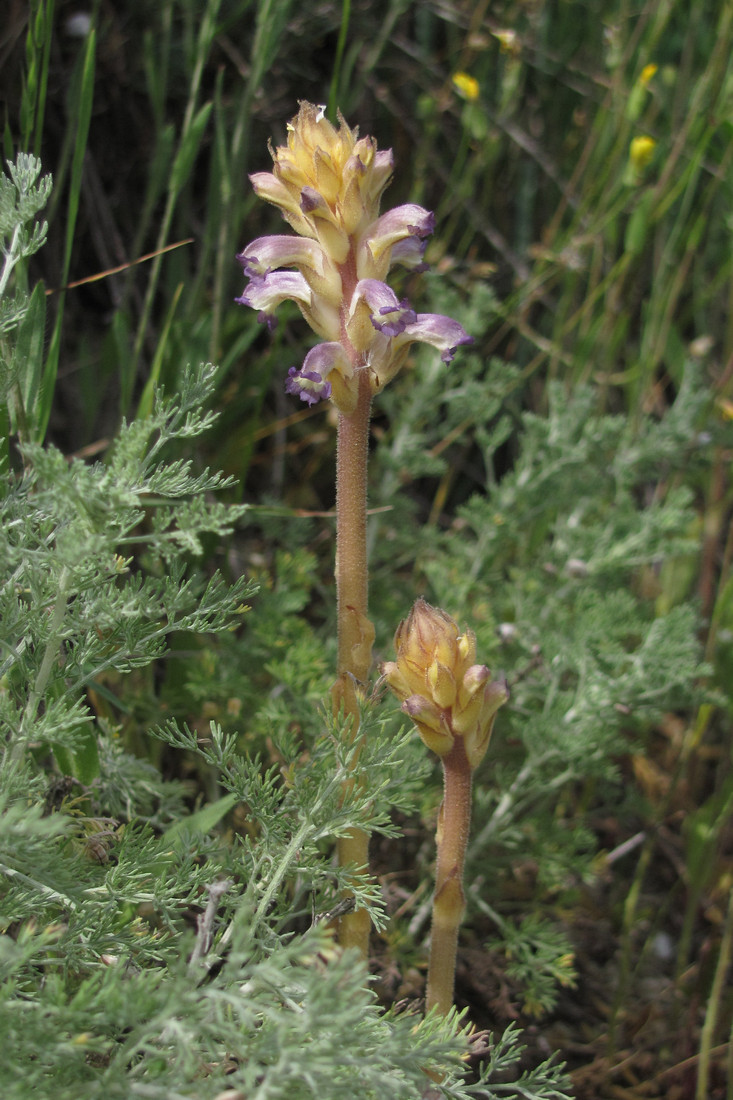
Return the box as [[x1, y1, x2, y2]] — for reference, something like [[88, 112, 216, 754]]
[[383, 598, 508, 1014]]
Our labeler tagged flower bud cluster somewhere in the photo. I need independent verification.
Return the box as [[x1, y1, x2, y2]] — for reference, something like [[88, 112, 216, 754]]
[[382, 598, 508, 768], [236, 102, 472, 414]]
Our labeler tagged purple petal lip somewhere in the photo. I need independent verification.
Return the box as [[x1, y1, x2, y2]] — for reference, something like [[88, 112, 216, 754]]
[[241, 254, 261, 278], [237, 236, 325, 279], [398, 313, 474, 362], [407, 212, 436, 236], [373, 299, 417, 336], [235, 270, 311, 327], [284, 366, 332, 406], [351, 279, 417, 336], [367, 204, 436, 244], [352, 278, 402, 313], [390, 236, 429, 272], [302, 341, 351, 377]]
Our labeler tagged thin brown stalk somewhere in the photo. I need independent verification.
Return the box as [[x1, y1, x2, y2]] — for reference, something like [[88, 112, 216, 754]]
[[426, 736, 473, 1015], [333, 366, 374, 956]]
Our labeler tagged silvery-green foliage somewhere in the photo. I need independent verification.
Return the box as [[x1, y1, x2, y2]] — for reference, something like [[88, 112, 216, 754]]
[[0, 153, 51, 302], [0, 703, 570, 1100], [0, 361, 254, 765], [0, 154, 52, 418]]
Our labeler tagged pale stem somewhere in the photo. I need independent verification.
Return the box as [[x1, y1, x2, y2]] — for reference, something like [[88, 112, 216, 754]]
[[426, 736, 473, 1015], [0, 224, 22, 300], [333, 366, 374, 957]]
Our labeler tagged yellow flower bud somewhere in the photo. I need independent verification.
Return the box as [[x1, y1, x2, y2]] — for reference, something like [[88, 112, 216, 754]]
[[452, 72, 480, 101], [456, 663, 490, 710], [629, 135, 656, 172], [384, 598, 508, 765], [260, 102, 394, 253], [457, 632, 476, 665]]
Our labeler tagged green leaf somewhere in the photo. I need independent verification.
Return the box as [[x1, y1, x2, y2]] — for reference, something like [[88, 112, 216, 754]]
[[170, 102, 212, 197], [624, 190, 655, 256], [162, 792, 238, 848], [14, 279, 46, 437], [52, 728, 100, 786], [38, 26, 96, 442]]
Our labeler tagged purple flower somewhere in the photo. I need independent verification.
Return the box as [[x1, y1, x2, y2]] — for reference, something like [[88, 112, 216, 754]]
[[285, 366, 332, 405], [395, 313, 474, 362], [359, 204, 436, 274], [235, 270, 312, 330], [283, 342, 353, 407], [390, 235, 429, 272], [375, 301, 417, 336], [351, 279, 417, 337], [237, 236, 326, 280], [369, 204, 435, 242]]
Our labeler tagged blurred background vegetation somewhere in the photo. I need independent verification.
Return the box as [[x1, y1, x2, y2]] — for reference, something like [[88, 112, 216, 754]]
[[2, 0, 733, 1095]]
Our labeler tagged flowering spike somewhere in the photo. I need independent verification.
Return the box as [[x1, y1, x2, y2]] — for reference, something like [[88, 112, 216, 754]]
[[384, 601, 509, 1015], [236, 102, 473, 413]]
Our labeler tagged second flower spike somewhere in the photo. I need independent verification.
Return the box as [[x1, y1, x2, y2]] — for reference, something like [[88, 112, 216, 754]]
[[383, 598, 508, 768]]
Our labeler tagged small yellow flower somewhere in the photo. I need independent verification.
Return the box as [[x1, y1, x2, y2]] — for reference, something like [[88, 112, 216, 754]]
[[452, 72, 480, 101], [639, 63, 658, 86], [629, 135, 656, 172]]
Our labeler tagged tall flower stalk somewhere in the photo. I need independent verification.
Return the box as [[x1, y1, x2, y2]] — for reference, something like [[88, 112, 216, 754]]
[[236, 103, 472, 957], [383, 599, 508, 1013]]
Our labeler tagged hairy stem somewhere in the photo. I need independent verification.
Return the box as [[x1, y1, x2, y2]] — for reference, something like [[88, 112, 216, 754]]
[[333, 367, 374, 956], [426, 736, 473, 1015]]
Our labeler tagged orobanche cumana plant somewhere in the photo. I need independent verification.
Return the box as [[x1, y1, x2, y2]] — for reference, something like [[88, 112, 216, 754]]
[[1, 98, 707, 1096], [234, 103, 506, 1000]]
